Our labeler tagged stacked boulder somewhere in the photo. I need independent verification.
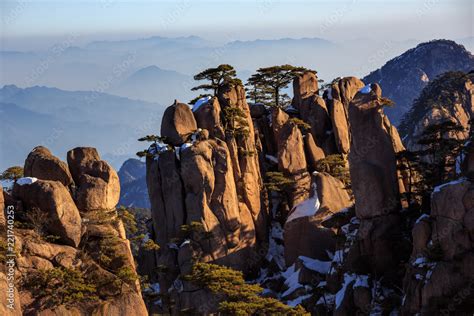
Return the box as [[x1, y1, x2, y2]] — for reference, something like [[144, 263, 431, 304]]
[[1, 146, 146, 315], [146, 83, 266, 313]]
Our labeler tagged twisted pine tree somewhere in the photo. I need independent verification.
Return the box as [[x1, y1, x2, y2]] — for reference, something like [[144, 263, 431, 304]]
[[192, 64, 240, 96], [247, 65, 314, 107]]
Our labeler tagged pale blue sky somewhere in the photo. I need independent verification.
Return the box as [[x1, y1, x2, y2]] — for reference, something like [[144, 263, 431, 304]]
[[1, 0, 472, 48]]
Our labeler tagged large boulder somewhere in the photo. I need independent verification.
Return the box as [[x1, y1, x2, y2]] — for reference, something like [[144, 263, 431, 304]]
[[193, 97, 225, 139], [284, 172, 352, 265], [66, 147, 101, 183], [161, 101, 197, 146], [67, 147, 120, 211], [24, 146, 73, 187], [278, 122, 307, 175], [13, 179, 82, 247]]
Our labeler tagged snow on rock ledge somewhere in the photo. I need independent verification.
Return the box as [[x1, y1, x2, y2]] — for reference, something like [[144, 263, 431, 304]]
[[359, 84, 372, 94], [16, 177, 38, 186], [286, 182, 320, 223]]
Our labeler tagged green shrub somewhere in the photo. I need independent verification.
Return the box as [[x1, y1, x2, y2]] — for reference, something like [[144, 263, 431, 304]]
[[0, 166, 23, 181], [142, 239, 160, 251], [22, 267, 97, 308], [289, 117, 311, 133], [315, 154, 351, 187], [264, 172, 295, 192], [184, 262, 308, 315]]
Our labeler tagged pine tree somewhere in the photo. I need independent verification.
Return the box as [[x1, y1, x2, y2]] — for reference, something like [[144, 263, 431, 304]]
[[192, 64, 240, 96], [414, 121, 465, 186], [248, 65, 314, 107], [245, 73, 272, 105], [183, 262, 308, 315], [0, 166, 24, 181], [315, 155, 351, 188]]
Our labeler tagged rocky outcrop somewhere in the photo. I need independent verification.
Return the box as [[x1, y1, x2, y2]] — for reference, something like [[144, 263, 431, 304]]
[[13, 179, 82, 247], [292, 71, 319, 108], [218, 83, 267, 243], [180, 139, 256, 265], [284, 172, 352, 265], [364, 40, 474, 125], [292, 72, 335, 155], [326, 77, 365, 155], [278, 122, 307, 175], [24, 146, 73, 187], [348, 83, 400, 220], [403, 179, 474, 314], [161, 101, 198, 146], [68, 147, 120, 211], [144, 82, 269, 313], [193, 96, 225, 139], [2, 146, 146, 315]]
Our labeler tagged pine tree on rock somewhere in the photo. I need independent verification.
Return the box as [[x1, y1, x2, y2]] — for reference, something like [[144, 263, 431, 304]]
[[248, 65, 313, 107], [192, 64, 241, 96]]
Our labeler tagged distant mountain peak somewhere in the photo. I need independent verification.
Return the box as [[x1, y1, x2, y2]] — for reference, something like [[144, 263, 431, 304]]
[[363, 39, 474, 125]]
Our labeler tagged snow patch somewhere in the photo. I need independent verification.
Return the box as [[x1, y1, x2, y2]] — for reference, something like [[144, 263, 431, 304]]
[[281, 264, 302, 298], [192, 96, 211, 112], [359, 84, 372, 94], [16, 177, 37, 186], [317, 293, 335, 305], [265, 155, 278, 164], [265, 222, 285, 270], [286, 293, 312, 307], [286, 183, 320, 223], [298, 256, 331, 274], [432, 178, 465, 194], [335, 273, 370, 309]]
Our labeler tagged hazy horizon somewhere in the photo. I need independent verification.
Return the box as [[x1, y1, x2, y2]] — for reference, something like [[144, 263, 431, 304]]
[[1, 0, 472, 51], [1, 0, 472, 171]]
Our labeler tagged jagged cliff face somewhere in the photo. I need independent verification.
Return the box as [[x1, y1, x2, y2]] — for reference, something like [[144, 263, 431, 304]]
[[4, 67, 471, 316], [0, 146, 147, 315], [363, 40, 474, 125], [143, 72, 419, 314], [141, 67, 474, 315]]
